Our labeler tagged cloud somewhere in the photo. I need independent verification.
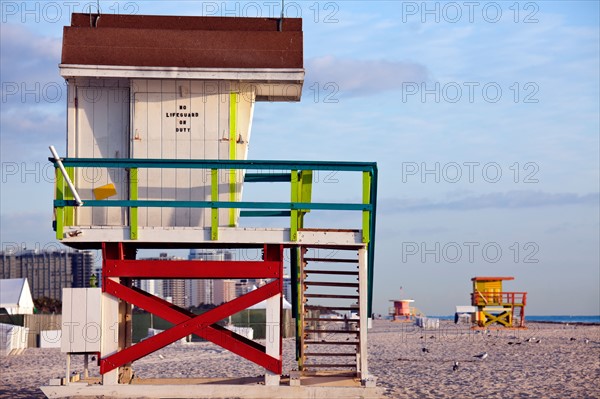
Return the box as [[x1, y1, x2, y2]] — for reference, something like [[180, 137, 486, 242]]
[[379, 191, 600, 213], [0, 24, 61, 80], [1, 25, 65, 160], [1, 24, 63, 108], [305, 56, 429, 97]]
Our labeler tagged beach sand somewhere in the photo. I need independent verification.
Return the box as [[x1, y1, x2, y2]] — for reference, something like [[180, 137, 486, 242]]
[[1, 321, 598, 398]]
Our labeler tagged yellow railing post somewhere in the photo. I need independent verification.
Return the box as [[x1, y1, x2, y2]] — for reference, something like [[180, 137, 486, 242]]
[[362, 171, 371, 243], [211, 169, 219, 240], [129, 168, 138, 240], [290, 170, 299, 241], [64, 167, 75, 226], [55, 168, 65, 240], [298, 170, 313, 229]]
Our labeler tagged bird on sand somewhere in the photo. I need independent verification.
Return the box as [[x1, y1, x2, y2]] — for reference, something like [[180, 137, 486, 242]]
[[474, 352, 488, 360], [422, 347, 430, 353], [452, 361, 459, 371]]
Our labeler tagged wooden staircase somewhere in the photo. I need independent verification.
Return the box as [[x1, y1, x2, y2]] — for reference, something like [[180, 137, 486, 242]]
[[298, 247, 366, 374]]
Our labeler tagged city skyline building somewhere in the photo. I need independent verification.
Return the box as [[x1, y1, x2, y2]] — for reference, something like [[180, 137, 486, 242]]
[[0, 248, 95, 301]]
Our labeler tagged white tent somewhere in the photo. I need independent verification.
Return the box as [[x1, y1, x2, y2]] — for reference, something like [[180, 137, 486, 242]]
[[0, 278, 35, 315]]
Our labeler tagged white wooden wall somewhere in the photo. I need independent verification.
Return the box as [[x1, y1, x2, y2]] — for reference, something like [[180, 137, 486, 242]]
[[66, 78, 254, 229]]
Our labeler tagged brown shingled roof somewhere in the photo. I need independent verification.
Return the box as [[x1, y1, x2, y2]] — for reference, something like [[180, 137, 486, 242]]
[[62, 13, 303, 69]]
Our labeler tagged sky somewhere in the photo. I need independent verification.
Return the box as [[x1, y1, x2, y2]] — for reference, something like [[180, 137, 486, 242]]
[[1, 1, 598, 316]]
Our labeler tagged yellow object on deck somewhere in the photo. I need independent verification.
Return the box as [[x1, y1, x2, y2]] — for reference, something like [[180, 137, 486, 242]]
[[93, 183, 117, 200]]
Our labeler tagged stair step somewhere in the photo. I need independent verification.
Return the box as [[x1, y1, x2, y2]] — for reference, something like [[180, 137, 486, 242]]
[[304, 270, 358, 276], [304, 318, 359, 322], [305, 341, 359, 345], [305, 305, 359, 311], [305, 330, 359, 334], [302, 364, 356, 368], [304, 282, 358, 288], [304, 294, 359, 299], [304, 258, 358, 264], [305, 352, 356, 357]]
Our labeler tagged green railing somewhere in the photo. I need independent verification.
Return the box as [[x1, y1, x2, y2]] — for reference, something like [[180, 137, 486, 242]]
[[50, 158, 378, 315]]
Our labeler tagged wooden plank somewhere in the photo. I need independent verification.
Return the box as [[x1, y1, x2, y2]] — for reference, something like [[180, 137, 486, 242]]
[[75, 86, 94, 226], [132, 92, 147, 227], [218, 83, 230, 225], [204, 85, 221, 230], [60, 288, 73, 352], [304, 318, 359, 322], [160, 91, 177, 227], [175, 80, 191, 227], [304, 341, 359, 345], [146, 93, 163, 227], [106, 87, 129, 226], [304, 282, 359, 288], [305, 353, 356, 357], [304, 294, 359, 299], [190, 84, 207, 227], [304, 258, 358, 263], [304, 270, 358, 276], [85, 288, 102, 352], [70, 289, 88, 353], [304, 305, 359, 311], [91, 87, 109, 225]]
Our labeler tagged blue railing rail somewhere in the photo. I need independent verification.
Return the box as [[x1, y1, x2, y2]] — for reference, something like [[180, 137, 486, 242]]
[[50, 157, 378, 315]]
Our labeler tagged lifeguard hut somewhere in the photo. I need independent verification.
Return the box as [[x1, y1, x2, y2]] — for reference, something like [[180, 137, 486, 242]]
[[471, 277, 527, 328], [389, 299, 416, 322], [42, 13, 380, 398]]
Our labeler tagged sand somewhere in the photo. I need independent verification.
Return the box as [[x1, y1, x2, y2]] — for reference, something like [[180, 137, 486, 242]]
[[1, 321, 599, 398]]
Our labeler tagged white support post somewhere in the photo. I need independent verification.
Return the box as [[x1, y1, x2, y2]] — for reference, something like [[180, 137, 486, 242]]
[[83, 354, 89, 379], [264, 293, 281, 386], [66, 353, 71, 385], [358, 247, 369, 381], [101, 278, 120, 385]]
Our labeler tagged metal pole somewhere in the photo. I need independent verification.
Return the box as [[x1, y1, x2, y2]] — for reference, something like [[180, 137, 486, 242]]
[[49, 146, 83, 206]]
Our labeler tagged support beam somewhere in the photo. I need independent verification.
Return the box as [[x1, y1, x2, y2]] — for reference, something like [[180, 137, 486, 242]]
[[101, 280, 282, 374], [103, 260, 281, 279], [100, 243, 284, 378]]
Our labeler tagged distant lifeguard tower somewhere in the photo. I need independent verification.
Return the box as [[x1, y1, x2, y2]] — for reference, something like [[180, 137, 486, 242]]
[[471, 277, 527, 328], [389, 299, 416, 322], [43, 13, 380, 398]]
